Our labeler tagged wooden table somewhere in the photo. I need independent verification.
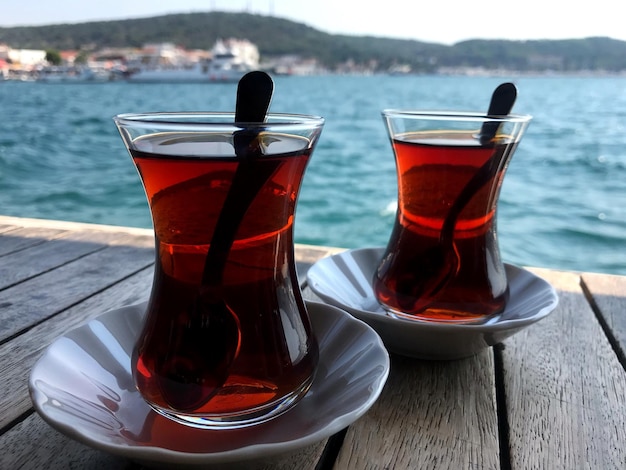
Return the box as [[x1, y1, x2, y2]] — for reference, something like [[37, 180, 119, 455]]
[[1, 215, 625, 469]]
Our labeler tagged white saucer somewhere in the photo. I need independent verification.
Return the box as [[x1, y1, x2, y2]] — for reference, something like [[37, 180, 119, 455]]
[[307, 247, 559, 360], [29, 301, 389, 469]]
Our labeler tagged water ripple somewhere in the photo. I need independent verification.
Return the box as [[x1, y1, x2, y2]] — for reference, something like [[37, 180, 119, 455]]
[[2, 76, 626, 275]]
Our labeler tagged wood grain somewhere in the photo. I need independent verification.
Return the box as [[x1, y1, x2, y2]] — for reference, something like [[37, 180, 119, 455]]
[[4, 216, 625, 470], [303, 265, 500, 469], [0, 229, 151, 290], [0, 412, 327, 470], [0, 267, 153, 430], [502, 268, 626, 469], [580, 271, 626, 360], [0, 233, 154, 343], [0, 219, 332, 469], [334, 351, 499, 470], [0, 226, 67, 256]]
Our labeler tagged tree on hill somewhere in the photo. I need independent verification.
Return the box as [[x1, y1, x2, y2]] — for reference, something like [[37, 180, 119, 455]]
[[2, 12, 626, 72], [44, 49, 62, 65]]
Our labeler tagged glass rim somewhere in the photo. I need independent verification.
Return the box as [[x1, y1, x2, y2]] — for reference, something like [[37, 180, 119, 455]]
[[113, 111, 325, 127], [381, 109, 532, 123]]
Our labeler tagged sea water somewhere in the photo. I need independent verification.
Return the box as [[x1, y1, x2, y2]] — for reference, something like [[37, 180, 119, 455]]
[[1, 75, 625, 275]]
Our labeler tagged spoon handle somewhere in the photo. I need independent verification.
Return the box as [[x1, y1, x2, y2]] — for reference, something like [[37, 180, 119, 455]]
[[439, 155, 498, 245], [479, 82, 517, 144], [202, 71, 276, 286], [441, 82, 518, 244], [235, 71, 274, 123]]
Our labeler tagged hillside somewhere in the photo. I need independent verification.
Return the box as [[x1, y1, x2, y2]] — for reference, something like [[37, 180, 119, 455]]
[[2, 12, 626, 72]]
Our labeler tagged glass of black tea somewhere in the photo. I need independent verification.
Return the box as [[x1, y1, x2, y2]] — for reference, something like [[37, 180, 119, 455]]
[[373, 111, 531, 323], [114, 112, 324, 428]]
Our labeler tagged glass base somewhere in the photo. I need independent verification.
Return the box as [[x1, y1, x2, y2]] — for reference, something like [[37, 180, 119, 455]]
[[145, 375, 315, 430]]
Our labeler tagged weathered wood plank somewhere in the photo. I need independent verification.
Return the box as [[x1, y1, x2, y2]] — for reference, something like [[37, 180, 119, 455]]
[[502, 268, 626, 469], [0, 229, 152, 290], [0, 215, 153, 237], [0, 412, 327, 470], [0, 267, 153, 430], [1, 266, 327, 468], [0, 224, 19, 234], [0, 215, 336, 291], [303, 284, 499, 469], [0, 413, 133, 469], [334, 351, 499, 470], [0, 253, 312, 431], [580, 271, 626, 360], [0, 216, 335, 280], [0, 226, 67, 256], [0, 233, 154, 343]]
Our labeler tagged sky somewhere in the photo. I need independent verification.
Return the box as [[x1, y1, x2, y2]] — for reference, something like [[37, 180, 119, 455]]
[[0, 0, 622, 45]]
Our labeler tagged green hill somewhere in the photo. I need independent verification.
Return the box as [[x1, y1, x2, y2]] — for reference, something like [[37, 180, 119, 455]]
[[2, 11, 626, 72]]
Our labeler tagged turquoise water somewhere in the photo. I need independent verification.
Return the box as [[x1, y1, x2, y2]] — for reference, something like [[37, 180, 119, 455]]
[[1, 75, 626, 275]]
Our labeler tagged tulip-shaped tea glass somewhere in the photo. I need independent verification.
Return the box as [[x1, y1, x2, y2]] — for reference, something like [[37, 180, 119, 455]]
[[114, 112, 324, 428], [374, 111, 531, 323]]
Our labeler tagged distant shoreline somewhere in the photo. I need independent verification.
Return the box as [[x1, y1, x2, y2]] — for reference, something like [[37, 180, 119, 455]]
[[2, 12, 626, 74]]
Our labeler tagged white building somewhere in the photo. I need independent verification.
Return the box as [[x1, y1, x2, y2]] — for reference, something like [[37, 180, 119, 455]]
[[4, 47, 47, 68]]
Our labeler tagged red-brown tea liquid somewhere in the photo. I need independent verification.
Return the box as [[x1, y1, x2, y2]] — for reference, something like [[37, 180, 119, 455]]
[[130, 132, 318, 419], [374, 132, 516, 321]]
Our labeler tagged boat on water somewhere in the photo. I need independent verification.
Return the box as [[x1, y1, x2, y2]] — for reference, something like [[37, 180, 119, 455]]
[[35, 66, 115, 83], [126, 59, 251, 83], [126, 39, 259, 83]]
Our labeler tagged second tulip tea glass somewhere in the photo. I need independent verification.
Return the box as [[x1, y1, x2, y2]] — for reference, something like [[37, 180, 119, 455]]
[[374, 110, 531, 323]]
